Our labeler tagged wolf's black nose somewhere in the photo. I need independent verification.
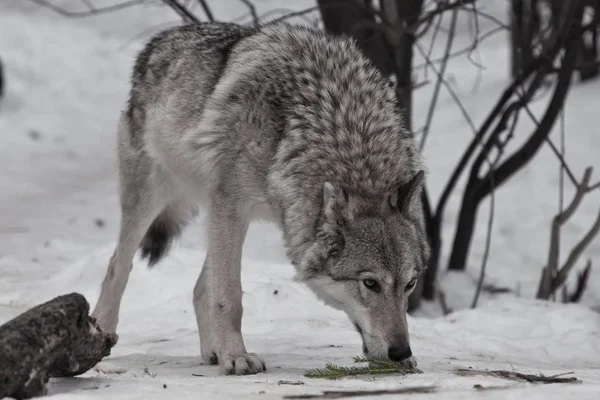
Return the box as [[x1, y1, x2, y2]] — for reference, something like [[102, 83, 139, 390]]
[[388, 346, 412, 362]]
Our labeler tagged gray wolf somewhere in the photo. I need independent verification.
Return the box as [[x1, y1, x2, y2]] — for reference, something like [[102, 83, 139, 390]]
[[92, 21, 430, 375]]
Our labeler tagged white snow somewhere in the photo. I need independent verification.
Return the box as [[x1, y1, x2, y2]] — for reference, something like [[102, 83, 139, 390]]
[[1, 1, 600, 399]]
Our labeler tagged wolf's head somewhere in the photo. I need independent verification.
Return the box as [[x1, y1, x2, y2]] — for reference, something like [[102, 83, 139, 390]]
[[298, 171, 429, 364]]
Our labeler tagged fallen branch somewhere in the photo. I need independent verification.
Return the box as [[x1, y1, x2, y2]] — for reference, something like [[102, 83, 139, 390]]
[[304, 356, 421, 380], [0, 293, 118, 400], [284, 386, 436, 399], [455, 368, 580, 384]]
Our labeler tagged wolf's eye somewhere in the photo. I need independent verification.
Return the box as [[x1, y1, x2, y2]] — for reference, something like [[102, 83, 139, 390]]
[[405, 279, 417, 292], [363, 279, 381, 293]]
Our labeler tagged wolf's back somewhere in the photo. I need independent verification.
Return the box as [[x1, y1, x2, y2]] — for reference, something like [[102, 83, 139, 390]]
[[132, 22, 253, 90], [123, 23, 254, 149]]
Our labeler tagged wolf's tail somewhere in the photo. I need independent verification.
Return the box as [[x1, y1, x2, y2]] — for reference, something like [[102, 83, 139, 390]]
[[139, 202, 197, 267]]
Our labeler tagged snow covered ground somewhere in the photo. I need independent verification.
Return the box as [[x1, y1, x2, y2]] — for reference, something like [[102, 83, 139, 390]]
[[1, 1, 600, 399]]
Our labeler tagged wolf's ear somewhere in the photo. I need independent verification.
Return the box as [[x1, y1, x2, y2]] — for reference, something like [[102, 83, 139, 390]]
[[323, 181, 350, 224], [389, 171, 424, 214]]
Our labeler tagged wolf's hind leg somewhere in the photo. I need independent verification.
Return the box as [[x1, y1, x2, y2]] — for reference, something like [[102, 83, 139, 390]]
[[92, 116, 170, 333], [92, 179, 167, 333], [193, 258, 218, 365]]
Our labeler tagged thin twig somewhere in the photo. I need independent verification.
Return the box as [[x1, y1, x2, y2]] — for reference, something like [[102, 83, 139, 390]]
[[418, 0, 477, 26], [26, 0, 144, 17], [459, 4, 510, 30], [588, 181, 600, 192], [470, 111, 518, 309], [421, 4, 445, 81], [118, 20, 182, 50], [414, 42, 478, 136], [80, 0, 96, 11], [516, 96, 580, 188], [414, 25, 505, 72], [466, 0, 484, 93], [419, 8, 458, 152], [160, 0, 201, 24], [266, 6, 319, 25], [239, 0, 259, 26], [196, 0, 214, 21], [555, 107, 566, 302]]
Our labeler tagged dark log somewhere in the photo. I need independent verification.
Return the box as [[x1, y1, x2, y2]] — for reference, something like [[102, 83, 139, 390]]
[[0, 293, 118, 400]]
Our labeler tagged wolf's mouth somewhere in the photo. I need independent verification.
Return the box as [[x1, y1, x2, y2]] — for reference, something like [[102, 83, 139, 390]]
[[353, 322, 369, 354]]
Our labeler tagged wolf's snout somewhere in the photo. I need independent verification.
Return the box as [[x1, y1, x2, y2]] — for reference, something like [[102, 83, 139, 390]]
[[387, 345, 412, 362]]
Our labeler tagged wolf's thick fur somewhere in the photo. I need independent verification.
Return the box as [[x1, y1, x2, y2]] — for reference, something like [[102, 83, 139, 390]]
[[93, 22, 430, 375]]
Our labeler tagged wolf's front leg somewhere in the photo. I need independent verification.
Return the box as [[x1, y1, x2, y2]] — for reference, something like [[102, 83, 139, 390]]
[[203, 193, 266, 375]]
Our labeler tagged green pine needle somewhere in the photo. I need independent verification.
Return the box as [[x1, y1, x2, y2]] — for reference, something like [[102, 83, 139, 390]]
[[303, 356, 423, 380]]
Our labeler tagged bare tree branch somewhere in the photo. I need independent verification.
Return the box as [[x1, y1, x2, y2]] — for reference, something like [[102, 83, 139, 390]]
[[267, 6, 319, 25], [537, 167, 593, 298], [414, 25, 506, 71], [515, 92, 580, 188], [552, 208, 600, 293], [197, 0, 214, 22], [418, 0, 477, 26], [160, 0, 201, 24], [588, 181, 600, 192], [26, 0, 145, 17], [562, 259, 592, 303], [239, 0, 259, 26], [419, 8, 458, 152], [443, 2, 584, 272]]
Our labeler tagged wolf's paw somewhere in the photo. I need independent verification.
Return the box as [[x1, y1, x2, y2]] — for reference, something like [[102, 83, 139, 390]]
[[201, 349, 218, 365], [399, 355, 418, 369], [199, 324, 218, 365], [219, 352, 266, 375], [91, 309, 118, 334]]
